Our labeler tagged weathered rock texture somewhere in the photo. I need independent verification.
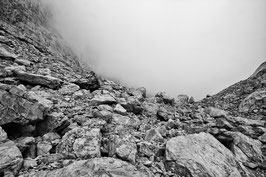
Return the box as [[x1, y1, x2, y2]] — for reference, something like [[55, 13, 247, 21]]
[[0, 0, 265, 177]]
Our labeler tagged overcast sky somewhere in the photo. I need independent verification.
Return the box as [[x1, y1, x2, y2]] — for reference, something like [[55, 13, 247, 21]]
[[43, 0, 266, 100]]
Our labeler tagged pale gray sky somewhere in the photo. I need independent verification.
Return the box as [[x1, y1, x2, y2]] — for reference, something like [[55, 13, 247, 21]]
[[43, 0, 266, 100]]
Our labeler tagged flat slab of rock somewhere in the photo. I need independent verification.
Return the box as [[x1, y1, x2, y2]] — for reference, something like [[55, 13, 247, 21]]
[[15, 70, 61, 89], [24, 157, 152, 177], [166, 132, 241, 177], [0, 140, 23, 174]]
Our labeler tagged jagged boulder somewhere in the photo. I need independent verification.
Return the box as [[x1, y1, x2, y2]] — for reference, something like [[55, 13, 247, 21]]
[[56, 127, 101, 159], [224, 131, 263, 168], [23, 157, 152, 177], [166, 132, 242, 177], [0, 140, 23, 175], [0, 84, 47, 125]]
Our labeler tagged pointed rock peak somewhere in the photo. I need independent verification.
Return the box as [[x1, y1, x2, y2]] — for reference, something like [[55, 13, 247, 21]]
[[250, 61, 266, 78]]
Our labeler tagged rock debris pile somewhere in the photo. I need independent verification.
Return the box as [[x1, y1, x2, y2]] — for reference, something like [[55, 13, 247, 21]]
[[0, 0, 265, 177]]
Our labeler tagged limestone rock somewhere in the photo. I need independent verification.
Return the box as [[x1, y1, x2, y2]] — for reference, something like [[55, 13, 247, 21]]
[[0, 126, 7, 142], [59, 83, 80, 95], [0, 86, 46, 125], [258, 133, 266, 143], [90, 94, 116, 106], [57, 127, 101, 159], [23, 158, 37, 169], [0, 47, 17, 61], [24, 157, 152, 177], [14, 58, 31, 66], [205, 107, 228, 118], [174, 94, 189, 107], [166, 132, 241, 177], [114, 104, 127, 115], [37, 141, 52, 156], [155, 92, 174, 105], [124, 96, 143, 114], [14, 70, 62, 89], [0, 140, 23, 174]]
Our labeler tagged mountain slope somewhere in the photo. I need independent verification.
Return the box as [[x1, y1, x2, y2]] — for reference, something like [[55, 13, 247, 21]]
[[0, 0, 265, 177]]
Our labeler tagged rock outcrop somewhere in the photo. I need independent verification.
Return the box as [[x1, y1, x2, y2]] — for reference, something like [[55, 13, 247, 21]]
[[0, 0, 265, 177]]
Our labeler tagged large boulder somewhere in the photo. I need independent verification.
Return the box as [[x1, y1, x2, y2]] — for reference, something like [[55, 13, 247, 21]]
[[166, 132, 241, 177], [24, 157, 152, 177], [0, 140, 23, 175], [0, 84, 47, 125], [225, 132, 263, 168]]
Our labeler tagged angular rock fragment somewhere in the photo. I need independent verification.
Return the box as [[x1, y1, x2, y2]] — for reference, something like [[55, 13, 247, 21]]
[[166, 132, 241, 177], [90, 94, 116, 106], [0, 86, 46, 125], [59, 83, 80, 95], [0, 47, 17, 61], [174, 94, 189, 107], [114, 104, 127, 115], [56, 127, 101, 159], [0, 140, 23, 175], [205, 107, 228, 118], [155, 92, 174, 105], [14, 70, 62, 89]]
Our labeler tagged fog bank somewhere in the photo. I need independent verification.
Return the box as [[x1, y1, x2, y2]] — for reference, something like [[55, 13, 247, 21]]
[[42, 0, 266, 100]]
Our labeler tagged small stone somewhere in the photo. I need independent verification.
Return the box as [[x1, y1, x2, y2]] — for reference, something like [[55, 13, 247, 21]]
[[23, 158, 37, 169], [90, 94, 116, 105], [145, 128, 164, 142], [205, 107, 227, 118], [0, 126, 7, 142], [59, 83, 80, 95], [43, 132, 61, 146], [37, 141, 52, 156], [73, 90, 85, 100], [37, 68, 51, 76], [258, 133, 266, 143], [114, 104, 127, 115]]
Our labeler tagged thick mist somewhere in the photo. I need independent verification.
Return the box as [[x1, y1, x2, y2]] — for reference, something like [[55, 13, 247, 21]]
[[42, 0, 266, 100]]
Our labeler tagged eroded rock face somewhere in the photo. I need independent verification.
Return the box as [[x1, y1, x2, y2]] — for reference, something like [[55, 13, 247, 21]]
[[23, 158, 152, 177], [166, 132, 241, 177], [56, 127, 101, 159]]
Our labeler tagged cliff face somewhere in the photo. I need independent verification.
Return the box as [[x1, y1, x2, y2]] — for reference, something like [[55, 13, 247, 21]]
[[0, 0, 265, 177]]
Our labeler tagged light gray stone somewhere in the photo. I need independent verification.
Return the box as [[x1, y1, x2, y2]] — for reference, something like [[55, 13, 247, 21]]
[[166, 132, 241, 177]]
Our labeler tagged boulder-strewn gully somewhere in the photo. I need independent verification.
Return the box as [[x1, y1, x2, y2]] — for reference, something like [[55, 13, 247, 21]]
[[0, 0, 265, 177]]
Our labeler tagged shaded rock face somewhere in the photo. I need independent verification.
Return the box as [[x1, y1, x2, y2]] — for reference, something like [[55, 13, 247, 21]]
[[0, 0, 266, 177], [0, 84, 46, 125]]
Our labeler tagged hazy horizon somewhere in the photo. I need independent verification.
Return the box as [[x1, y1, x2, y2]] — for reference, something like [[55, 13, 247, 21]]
[[42, 0, 266, 100]]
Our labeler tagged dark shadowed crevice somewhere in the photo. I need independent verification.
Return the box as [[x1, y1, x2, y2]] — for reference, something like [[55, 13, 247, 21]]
[[1, 122, 22, 139], [215, 135, 235, 153]]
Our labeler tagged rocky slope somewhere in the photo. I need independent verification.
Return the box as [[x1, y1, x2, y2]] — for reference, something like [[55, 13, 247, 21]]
[[0, 0, 265, 177]]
